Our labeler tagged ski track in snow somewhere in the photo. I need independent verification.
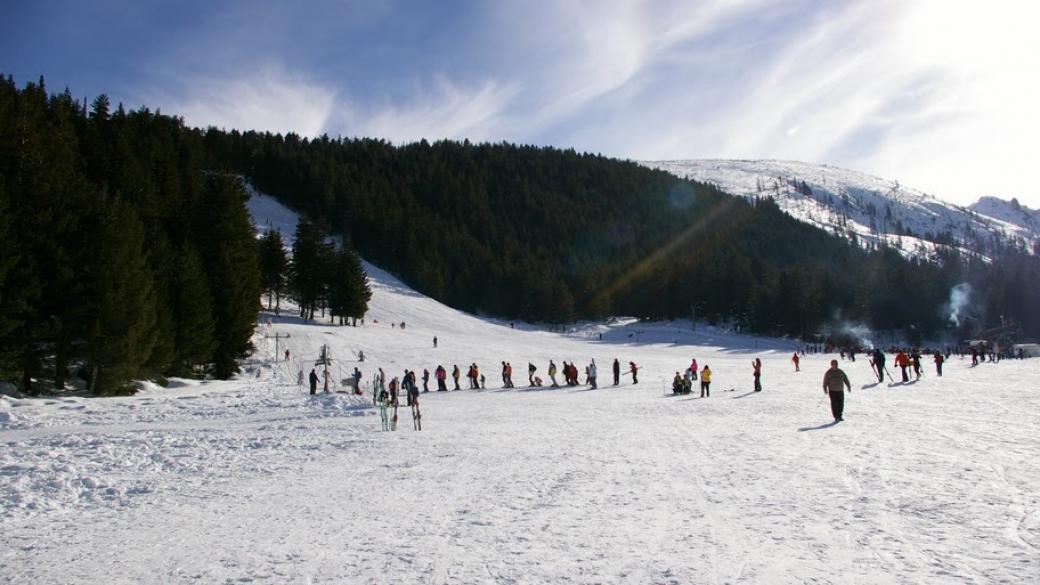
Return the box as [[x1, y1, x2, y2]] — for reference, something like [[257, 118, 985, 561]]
[[1, 188, 1038, 584]]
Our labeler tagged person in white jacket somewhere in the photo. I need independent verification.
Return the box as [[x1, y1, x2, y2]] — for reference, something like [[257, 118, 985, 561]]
[[588, 360, 598, 389]]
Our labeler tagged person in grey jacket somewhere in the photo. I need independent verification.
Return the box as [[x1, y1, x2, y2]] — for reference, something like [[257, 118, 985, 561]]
[[822, 359, 851, 422]]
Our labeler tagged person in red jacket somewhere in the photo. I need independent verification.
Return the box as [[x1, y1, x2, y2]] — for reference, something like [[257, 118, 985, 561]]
[[792, 352, 800, 372], [752, 357, 762, 392]]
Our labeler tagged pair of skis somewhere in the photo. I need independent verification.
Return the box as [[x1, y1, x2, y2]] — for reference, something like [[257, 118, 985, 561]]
[[412, 402, 422, 431]]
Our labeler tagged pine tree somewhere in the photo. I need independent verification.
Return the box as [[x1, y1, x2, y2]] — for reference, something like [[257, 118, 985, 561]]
[[86, 197, 158, 395], [170, 244, 216, 376], [196, 175, 260, 379], [289, 219, 327, 320], [258, 229, 289, 313], [0, 182, 21, 377], [327, 246, 371, 325]]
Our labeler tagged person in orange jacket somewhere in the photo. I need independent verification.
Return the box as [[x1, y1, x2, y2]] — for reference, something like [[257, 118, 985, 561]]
[[895, 350, 910, 382]]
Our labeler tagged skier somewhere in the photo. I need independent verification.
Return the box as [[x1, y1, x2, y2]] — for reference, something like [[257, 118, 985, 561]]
[[672, 372, 684, 394], [353, 368, 363, 395], [689, 358, 698, 381], [373, 368, 385, 405], [528, 362, 537, 386], [589, 359, 598, 389], [700, 365, 712, 397], [422, 368, 430, 392], [479, 374, 486, 389], [435, 365, 447, 391], [388, 377, 400, 431], [629, 361, 639, 384], [871, 348, 886, 382], [284, 349, 291, 362], [452, 364, 461, 390], [752, 358, 762, 392], [548, 360, 559, 387], [403, 371, 413, 406], [683, 368, 693, 395], [433, 336, 438, 348], [408, 372, 420, 406], [297, 369, 304, 387], [911, 350, 922, 380], [379, 384, 390, 431], [895, 350, 910, 382], [792, 352, 800, 372], [506, 362, 513, 388], [823, 359, 852, 422], [309, 369, 319, 395], [933, 352, 944, 377], [411, 388, 422, 431], [613, 358, 621, 386]]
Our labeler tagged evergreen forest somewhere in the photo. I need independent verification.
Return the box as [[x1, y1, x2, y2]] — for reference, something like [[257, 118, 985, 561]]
[[2, 77, 1038, 393]]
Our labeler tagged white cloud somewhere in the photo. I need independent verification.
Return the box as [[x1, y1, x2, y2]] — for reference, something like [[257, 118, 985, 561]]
[[147, 66, 337, 137], [339, 77, 520, 143]]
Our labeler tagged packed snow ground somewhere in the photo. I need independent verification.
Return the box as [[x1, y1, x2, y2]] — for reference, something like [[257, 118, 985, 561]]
[[2, 192, 1038, 584]]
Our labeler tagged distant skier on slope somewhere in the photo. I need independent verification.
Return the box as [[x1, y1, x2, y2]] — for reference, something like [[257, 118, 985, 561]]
[[792, 352, 800, 372], [309, 369, 319, 395], [752, 358, 762, 392], [528, 362, 537, 386], [933, 352, 944, 377], [588, 359, 598, 389], [699, 365, 711, 397], [613, 358, 621, 386], [452, 364, 461, 390], [549, 360, 559, 387], [823, 359, 852, 422], [629, 362, 639, 384]]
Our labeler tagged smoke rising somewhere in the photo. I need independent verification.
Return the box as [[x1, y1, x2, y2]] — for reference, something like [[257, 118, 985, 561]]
[[947, 283, 973, 326]]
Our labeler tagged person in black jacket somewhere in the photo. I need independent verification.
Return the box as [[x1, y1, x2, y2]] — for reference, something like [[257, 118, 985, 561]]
[[613, 358, 620, 386], [309, 369, 319, 395]]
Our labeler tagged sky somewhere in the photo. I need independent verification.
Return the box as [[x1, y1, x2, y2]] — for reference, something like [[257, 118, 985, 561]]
[[4, 0, 1039, 206]]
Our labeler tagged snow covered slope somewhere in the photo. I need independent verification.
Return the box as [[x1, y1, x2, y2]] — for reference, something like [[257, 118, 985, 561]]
[[2, 186, 1038, 584], [970, 196, 1040, 239], [642, 159, 1040, 260]]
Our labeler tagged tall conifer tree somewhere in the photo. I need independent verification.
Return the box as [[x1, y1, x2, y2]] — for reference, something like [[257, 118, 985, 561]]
[[197, 175, 260, 379], [87, 197, 157, 394]]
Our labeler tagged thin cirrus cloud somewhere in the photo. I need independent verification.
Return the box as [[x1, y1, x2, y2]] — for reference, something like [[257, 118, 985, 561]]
[[59, 0, 1040, 205], [146, 67, 338, 138]]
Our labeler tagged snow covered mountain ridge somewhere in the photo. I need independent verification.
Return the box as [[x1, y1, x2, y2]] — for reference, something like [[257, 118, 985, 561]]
[[640, 159, 1040, 260]]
